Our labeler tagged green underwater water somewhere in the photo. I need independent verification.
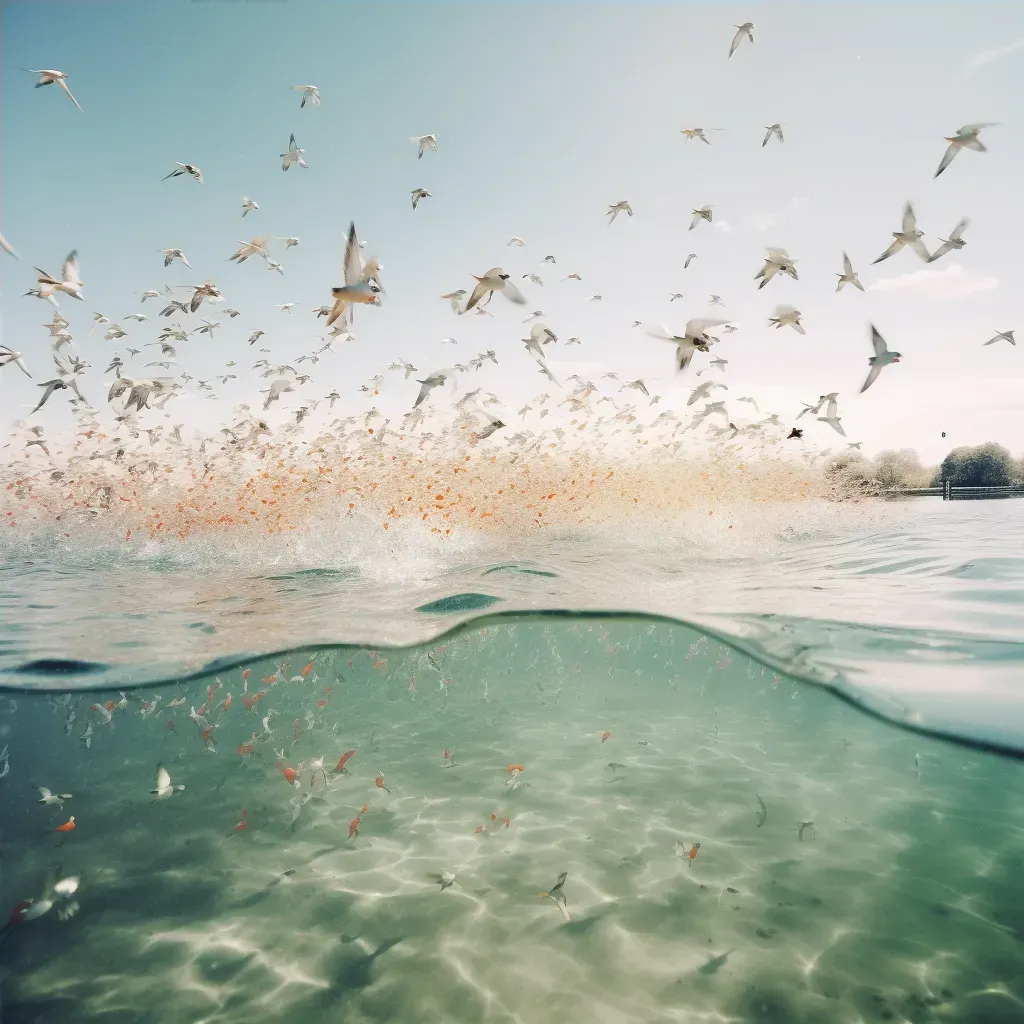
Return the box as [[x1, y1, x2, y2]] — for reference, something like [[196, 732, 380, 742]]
[[0, 616, 1021, 1024]]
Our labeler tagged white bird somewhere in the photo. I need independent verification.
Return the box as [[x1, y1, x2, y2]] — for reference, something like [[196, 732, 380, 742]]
[[934, 123, 997, 178], [229, 236, 270, 263], [275, 303, 295, 313], [279, 236, 300, 249], [984, 330, 1015, 347], [507, 236, 526, 247], [290, 84, 321, 108], [690, 206, 713, 230], [607, 201, 633, 223], [241, 196, 259, 217], [38, 787, 73, 808], [440, 289, 466, 313], [327, 221, 382, 327], [158, 248, 192, 269], [762, 123, 784, 146], [414, 372, 447, 408], [680, 127, 714, 145], [281, 134, 307, 171], [728, 22, 754, 58], [817, 396, 846, 436], [162, 162, 203, 185], [0, 346, 31, 377], [737, 395, 759, 413], [872, 202, 930, 264], [462, 268, 525, 312], [836, 252, 864, 292], [411, 187, 431, 210], [26, 69, 83, 111], [648, 319, 729, 373], [769, 305, 805, 334], [927, 218, 969, 263], [1, 233, 21, 260], [755, 247, 799, 288], [35, 250, 85, 303], [409, 134, 438, 158], [860, 325, 901, 393], [540, 871, 570, 922], [688, 380, 728, 405], [151, 766, 185, 800]]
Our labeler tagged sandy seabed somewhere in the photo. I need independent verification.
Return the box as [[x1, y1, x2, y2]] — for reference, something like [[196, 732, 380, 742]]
[[0, 618, 1021, 1024]]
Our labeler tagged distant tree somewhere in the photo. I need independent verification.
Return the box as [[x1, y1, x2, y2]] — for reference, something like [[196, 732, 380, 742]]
[[939, 443, 1016, 487], [873, 448, 930, 489], [825, 452, 876, 495]]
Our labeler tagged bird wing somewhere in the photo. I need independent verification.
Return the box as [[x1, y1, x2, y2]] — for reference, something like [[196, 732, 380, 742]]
[[927, 241, 952, 264], [842, 252, 853, 276], [343, 222, 362, 287], [62, 251, 81, 285], [870, 325, 888, 357], [860, 364, 882, 393], [688, 212, 701, 230], [57, 78, 83, 112], [872, 239, 902, 264], [949, 217, 969, 240], [761, 128, 771, 147], [501, 280, 526, 305], [675, 345, 697, 373], [463, 279, 490, 312], [31, 381, 59, 414], [728, 26, 744, 57], [156, 767, 170, 791], [686, 318, 731, 336], [901, 202, 917, 234], [909, 238, 931, 261]]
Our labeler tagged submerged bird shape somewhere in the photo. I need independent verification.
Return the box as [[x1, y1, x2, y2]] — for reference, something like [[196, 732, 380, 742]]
[[290, 84, 321, 108], [648, 319, 729, 373], [728, 22, 754, 58], [539, 871, 570, 921], [327, 222, 382, 327], [934, 123, 997, 178], [836, 252, 864, 292], [26, 69, 83, 111], [151, 766, 185, 800], [280, 134, 307, 171], [860, 324, 901, 393], [462, 268, 526, 312], [431, 871, 457, 892], [872, 202, 930, 264], [927, 218, 969, 263]]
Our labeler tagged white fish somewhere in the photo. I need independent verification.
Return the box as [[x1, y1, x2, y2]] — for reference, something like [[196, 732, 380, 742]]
[[934, 123, 997, 178], [151, 766, 185, 800], [860, 325, 901, 393], [26, 69, 83, 111]]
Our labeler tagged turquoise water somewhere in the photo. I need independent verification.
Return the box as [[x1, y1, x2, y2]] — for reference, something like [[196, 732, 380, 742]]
[[1, 501, 1023, 1022]]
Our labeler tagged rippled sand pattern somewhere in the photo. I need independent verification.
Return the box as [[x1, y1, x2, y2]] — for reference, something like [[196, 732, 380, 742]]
[[1, 620, 1021, 1023]]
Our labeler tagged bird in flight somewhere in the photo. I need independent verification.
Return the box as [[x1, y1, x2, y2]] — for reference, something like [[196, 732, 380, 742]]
[[728, 22, 754, 59], [25, 69, 83, 111], [860, 325, 901, 393], [934, 123, 997, 178], [290, 84, 320, 108]]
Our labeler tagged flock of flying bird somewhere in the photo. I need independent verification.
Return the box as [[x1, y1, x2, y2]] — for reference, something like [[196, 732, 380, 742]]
[[0, 27, 1012, 473]]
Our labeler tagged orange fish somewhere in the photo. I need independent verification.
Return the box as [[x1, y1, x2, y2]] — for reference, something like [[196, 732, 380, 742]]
[[54, 816, 76, 833], [276, 760, 297, 786], [332, 749, 356, 773], [234, 809, 248, 833], [317, 698, 328, 708], [474, 824, 485, 834], [301, 661, 314, 676], [349, 816, 361, 838], [504, 817, 511, 829], [688, 842, 700, 867], [104, 700, 116, 712], [201, 727, 217, 748], [223, 693, 232, 711], [241, 669, 252, 681], [489, 813, 497, 822], [375, 772, 391, 793], [601, 731, 611, 743], [261, 674, 277, 685], [507, 764, 525, 773]]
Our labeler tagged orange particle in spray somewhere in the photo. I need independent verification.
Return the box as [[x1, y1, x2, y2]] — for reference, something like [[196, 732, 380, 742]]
[[54, 816, 76, 833], [601, 731, 612, 743]]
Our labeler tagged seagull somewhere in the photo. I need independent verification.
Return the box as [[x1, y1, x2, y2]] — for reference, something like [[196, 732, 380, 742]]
[[440, 289, 466, 313], [762, 123, 784, 146], [708, 294, 724, 306], [188, 280, 222, 312], [737, 395, 759, 413], [414, 373, 447, 408], [769, 305, 805, 334], [539, 871, 570, 922], [507, 236, 526, 247], [836, 252, 864, 292], [275, 303, 295, 314], [690, 206, 713, 230], [872, 202, 930, 264], [647, 319, 729, 373], [755, 247, 799, 288], [684, 253, 698, 269], [728, 22, 754, 58], [607, 201, 633, 223], [280, 134, 307, 171], [0, 346, 31, 377], [562, 272, 582, 282], [241, 196, 259, 217], [247, 330, 265, 346], [1, 233, 21, 260], [38, 787, 73, 808], [817, 396, 846, 436], [230, 236, 270, 263], [290, 84, 320, 108], [162, 162, 204, 185], [688, 380, 728, 405], [669, 292, 684, 301], [680, 127, 714, 144], [462, 268, 525, 312], [29, 376, 85, 416], [25, 69, 83, 111], [934, 123, 998, 178], [151, 766, 185, 801], [927, 218, 969, 263], [35, 251, 85, 303], [860, 325, 901, 393], [409, 134, 438, 158], [984, 330, 1015, 347], [411, 188, 431, 210], [158, 248, 192, 269], [327, 222, 382, 327], [523, 273, 544, 286]]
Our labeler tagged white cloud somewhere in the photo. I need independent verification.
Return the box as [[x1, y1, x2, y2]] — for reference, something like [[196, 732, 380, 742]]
[[714, 219, 733, 233], [868, 262, 998, 300], [749, 213, 780, 232], [963, 36, 1024, 71]]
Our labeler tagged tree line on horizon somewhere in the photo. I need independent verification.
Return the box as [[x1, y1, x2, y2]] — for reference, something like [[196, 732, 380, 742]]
[[827, 442, 1024, 492]]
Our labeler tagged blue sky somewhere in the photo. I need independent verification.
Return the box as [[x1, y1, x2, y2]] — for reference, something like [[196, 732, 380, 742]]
[[2, 1, 1023, 462]]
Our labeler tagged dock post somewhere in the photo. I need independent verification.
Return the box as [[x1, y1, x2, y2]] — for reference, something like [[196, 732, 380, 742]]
[[944, 479, 951, 501]]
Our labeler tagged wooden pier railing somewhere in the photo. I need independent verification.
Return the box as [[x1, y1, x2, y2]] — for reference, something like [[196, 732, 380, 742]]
[[886, 483, 1024, 500]]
